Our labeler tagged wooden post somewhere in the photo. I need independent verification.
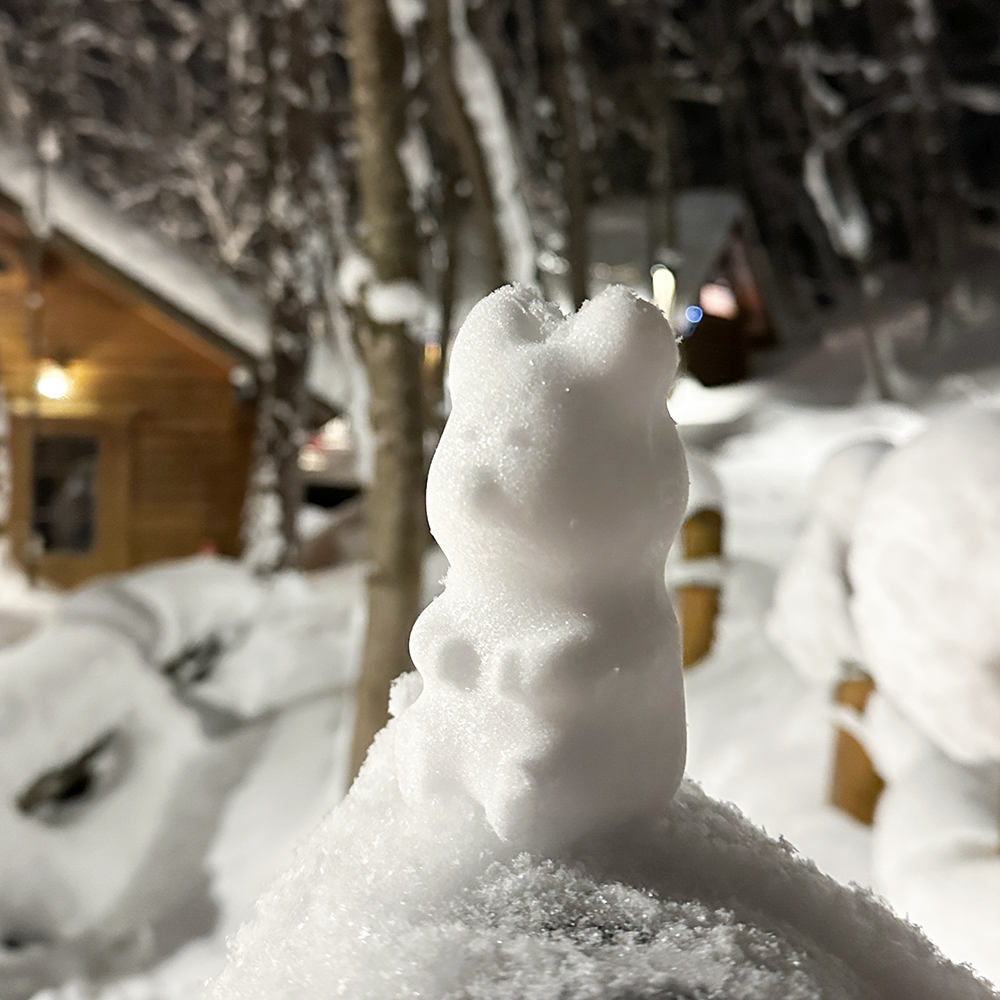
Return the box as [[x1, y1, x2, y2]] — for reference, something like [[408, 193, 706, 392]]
[[830, 669, 884, 825], [679, 508, 722, 668]]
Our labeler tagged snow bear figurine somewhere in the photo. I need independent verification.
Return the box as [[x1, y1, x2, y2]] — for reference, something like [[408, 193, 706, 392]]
[[395, 284, 689, 850], [850, 406, 1000, 763], [768, 438, 892, 685], [0, 555, 363, 1000]]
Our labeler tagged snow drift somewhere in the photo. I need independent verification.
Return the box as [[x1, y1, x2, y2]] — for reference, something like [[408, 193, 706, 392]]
[[0, 556, 363, 1000]]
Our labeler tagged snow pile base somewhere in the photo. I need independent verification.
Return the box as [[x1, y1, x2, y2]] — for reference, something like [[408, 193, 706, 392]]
[[211, 743, 991, 1000]]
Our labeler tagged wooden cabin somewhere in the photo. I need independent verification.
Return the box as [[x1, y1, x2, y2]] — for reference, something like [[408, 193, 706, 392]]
[[657, 190, 778, 387], [0, 201, 259, 588]]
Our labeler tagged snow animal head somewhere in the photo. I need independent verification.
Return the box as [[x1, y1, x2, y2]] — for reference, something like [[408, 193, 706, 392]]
[[0, 556, 361, 999], [428, 284, 687, 594], [850, 407, 1000, 762], [767, 438, 892, 685]]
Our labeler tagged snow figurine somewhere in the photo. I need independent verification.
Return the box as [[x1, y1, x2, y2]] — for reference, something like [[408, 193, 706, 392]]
[[0, 554, 364, 1000], [210, 287, 993, 1000]]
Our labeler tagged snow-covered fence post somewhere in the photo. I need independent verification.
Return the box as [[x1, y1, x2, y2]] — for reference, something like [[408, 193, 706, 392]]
[[831, 667, 884, 825], [344, 0, 427, 782], [666, 450, 724, 669], [768, 438, 895, 824], [678, 508, 722, 668]]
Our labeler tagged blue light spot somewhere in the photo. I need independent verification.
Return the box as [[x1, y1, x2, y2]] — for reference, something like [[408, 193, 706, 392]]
[[685, 305, 704, 324]]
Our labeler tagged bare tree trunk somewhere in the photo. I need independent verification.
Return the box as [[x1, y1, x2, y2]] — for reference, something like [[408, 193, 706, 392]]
[[244, 1, 320, 573], [426, 152, 460, 429], [345, 0, 427, 780], [425, 0, 505, 291], [645, 97, 678, 265], [544, 0, 588, 308]]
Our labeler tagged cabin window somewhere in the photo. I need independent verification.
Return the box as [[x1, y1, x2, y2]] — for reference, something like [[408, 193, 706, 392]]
[[32, 435, 99, 553]]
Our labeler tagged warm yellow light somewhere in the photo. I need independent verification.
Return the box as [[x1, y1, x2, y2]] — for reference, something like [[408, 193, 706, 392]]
[[651, 265, 677, 316], [423, 342, 442, 369], [36, 361, 71, 400]]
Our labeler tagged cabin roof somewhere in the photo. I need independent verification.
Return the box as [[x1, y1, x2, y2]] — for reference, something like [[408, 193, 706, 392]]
[[587, 189, 746, 311], [670, 189, 744, 310], [0, 137, 348, 412]]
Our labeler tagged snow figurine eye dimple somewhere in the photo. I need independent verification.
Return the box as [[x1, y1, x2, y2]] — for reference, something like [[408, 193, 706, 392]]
[[395, 284, 689, 850]]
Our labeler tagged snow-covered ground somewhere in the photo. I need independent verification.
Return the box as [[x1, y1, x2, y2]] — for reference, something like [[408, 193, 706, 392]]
[[9, 293, 1000, 998]]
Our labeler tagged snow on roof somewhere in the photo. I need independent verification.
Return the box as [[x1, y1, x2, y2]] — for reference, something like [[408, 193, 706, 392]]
[[587, 189, 745, 311], [0, 137, 345, 411], [672, 188, 744, 308]]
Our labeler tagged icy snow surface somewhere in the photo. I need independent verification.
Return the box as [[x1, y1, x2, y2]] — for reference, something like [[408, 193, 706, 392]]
[[210, 288, 991, 1000]]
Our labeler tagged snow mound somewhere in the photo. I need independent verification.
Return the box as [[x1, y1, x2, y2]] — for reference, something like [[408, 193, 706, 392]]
[[873, 739, 1000, 987], [0, 556, 365, 1000], [395, 284, 688, 849], [768, 439, 891, 684], [211, 737, 989, 1000], [850, 407, 1000, 761], [61, 555, 363, 717]]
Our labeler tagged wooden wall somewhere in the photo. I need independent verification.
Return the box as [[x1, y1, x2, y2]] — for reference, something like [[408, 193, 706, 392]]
[[0, 223, 254, 588]]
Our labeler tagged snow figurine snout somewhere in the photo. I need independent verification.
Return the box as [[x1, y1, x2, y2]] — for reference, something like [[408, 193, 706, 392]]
[[395, 284, 689, 850]]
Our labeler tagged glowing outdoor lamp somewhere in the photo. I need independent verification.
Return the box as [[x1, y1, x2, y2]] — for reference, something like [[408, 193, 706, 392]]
[[651, 264, 676, 317], [36, 360, 71, 400]]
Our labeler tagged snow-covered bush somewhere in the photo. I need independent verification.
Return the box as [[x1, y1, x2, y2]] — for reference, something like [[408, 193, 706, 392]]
[[0, 556, 363, 1000], [850, 408, 1000, 763], [768, 438, 892, 685], [210, 287, 990, 1000]]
